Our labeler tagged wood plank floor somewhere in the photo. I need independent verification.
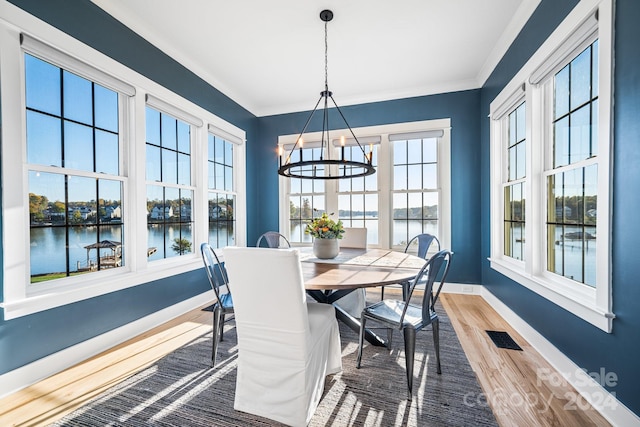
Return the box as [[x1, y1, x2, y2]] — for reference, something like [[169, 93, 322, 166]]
[[0, 291, 611, 427]]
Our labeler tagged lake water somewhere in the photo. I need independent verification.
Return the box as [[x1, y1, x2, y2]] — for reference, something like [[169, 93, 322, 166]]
[[30, 221, 595, 287], [30, 224, 233, 275]]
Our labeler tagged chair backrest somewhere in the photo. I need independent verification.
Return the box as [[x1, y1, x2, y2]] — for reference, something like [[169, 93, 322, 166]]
[[222, 247, 310, 350], [200, 243, 230, 302], [340, 227, 367, 249], [401, 249, 452, 324], [404, 233, 441, 259], [256, 231, 291, 248]]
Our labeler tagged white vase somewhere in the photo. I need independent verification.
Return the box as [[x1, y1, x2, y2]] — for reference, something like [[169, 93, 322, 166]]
[[313, 238, 339, 259]]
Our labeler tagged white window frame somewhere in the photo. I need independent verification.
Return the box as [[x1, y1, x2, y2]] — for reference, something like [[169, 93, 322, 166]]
[[206, 124, 245, 249], [278, 119, 451, 252], [0, 3, 246, 319], [489, 0, 614, 332]]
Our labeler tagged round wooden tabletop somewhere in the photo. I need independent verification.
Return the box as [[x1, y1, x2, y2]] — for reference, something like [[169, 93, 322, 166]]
[[300, 247, 426, 290]]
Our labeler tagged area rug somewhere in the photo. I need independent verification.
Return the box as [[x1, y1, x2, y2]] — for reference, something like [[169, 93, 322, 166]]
[[51, 302, 496, 426]]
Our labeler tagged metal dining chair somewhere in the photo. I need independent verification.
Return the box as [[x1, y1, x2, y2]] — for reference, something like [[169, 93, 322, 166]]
[[200, 243, 234, 368], [381, 233, 441, 300], [356, 249, 453, 400], [256, 231, 291, 248]]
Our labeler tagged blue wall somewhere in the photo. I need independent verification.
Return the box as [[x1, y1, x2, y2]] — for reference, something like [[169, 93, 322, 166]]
[[0, 0, 257, 375], [255, 90, 482, 284], [480, 0, 640, 415]]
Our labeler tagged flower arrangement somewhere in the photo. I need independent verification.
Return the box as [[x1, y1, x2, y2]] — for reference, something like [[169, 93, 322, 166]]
[[305, 212, 344, 239]]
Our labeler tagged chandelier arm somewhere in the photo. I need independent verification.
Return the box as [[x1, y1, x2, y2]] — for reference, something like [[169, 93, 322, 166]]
[[329, 95, 370, 161], [285, 95, 324, 164]]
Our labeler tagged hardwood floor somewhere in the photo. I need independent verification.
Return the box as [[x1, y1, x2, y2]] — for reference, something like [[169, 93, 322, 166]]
[[440, 293, 610, 427], [0, 292, 611, 427]]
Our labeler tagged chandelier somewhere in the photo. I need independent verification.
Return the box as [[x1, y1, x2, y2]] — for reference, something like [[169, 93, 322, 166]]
[[277, 9, 375, 180]]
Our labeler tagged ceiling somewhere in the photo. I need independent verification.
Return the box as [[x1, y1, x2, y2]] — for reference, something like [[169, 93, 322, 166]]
[[91, 0, 540, 117]]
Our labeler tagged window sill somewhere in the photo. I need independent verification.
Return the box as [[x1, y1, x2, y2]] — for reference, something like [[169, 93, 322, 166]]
[[489, 257, 614, 332], [0, 255, 203, 320]]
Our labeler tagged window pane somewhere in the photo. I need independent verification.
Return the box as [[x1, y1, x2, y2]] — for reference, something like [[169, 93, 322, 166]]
[[592, 40, 599, 98], [94, 84, 118, 132], [508, 146, 517, 181], [146, 107, 160, 146], [95, 130, 119, 175], [591, 99, 599, 157], [64, 121, 94, 172], [555, 65, 570, 119], [27, 111, 61, 166], [570, 105, 591, 163], [25, 54, 61, 115], [225, 165, 233, 192], [177, 153, 190, 186], [516, 103, 526, 142], [68, 176, 97, 225], [516, 141, 526, 180], [225, 140, 233, 166], [394, 165, 407, 190], [98, 179, 122, 224], [423, 138, 437, 163], [177, 121, 190, 154], [407, 139, 421, 163], [407, 165, 421, 190], [554, 116, 570, 168], [570, 46, 592, 110], [161, 114, 177, 150], [393, 193, 408, 219], [146, 145, 161, 181], [63, 71, 92, 125], [584, 164, 597, 225], [162, 151, 178, 184], [394, 139, 407, 164]]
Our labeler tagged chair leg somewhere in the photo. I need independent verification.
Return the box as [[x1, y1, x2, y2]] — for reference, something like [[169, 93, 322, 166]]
[[212, 306, 222, 368], [356, 316, 367, 368], [432, 317, 442, 374], [219, 313, 225, 342], [380, 285, 385, 300], [403, 327, 416, 401]]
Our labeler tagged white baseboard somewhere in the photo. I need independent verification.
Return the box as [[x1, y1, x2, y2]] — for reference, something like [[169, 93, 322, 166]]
[[481, 287, 640, 427], [0, 290, 214, 399], [441, 282, 483, 295]]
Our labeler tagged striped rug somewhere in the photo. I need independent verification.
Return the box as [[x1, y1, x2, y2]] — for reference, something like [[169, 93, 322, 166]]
[[52, 301, 496, 426]]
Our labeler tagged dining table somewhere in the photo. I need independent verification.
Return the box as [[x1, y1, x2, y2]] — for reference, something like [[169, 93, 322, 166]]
[[299, 247, 426, 346]]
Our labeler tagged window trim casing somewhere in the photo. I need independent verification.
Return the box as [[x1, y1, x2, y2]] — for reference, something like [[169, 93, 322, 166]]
[[489, 0, 613, 332], [0, 3, 246, 319], [277, 119, 451, 253]]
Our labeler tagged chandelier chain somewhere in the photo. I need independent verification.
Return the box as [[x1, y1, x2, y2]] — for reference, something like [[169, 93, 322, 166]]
[[324, 19, 329, 92]]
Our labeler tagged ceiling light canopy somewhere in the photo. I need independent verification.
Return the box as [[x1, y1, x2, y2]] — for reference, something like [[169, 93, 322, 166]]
[[277, 9, 375, 180]]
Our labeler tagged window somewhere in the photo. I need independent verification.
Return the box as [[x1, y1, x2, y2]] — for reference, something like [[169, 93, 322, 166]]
[[26, 53, 125, 282], [278, 120, 451, 254], [489, 0, 613, 331], [145, 106, 194, 259], [0, 14, 246, 319], [504, 102, 526, 261], [207, 132, 237, 248], [391, 134, 440, 249], [338, 139, 379, 245], [546, 41, 598, 286]]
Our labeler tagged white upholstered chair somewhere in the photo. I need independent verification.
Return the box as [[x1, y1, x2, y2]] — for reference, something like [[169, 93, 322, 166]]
[[222, 246, 342, 426], [336, 227, 368, 318]]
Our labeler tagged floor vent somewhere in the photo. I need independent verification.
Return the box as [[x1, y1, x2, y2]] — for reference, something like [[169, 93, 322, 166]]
[[485, 330, 523, 351]]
